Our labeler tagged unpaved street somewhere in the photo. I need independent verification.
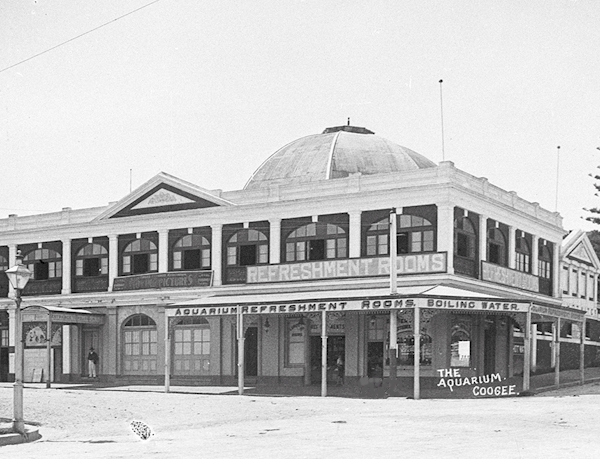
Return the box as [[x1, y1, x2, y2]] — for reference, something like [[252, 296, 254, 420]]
[[2, 383, 600, 458]]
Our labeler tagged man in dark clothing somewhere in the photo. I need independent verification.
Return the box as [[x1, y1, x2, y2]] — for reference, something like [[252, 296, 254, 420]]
[[87, 347, 99, 378]]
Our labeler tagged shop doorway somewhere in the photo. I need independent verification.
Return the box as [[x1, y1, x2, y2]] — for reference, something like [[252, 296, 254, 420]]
[[310, 335, 345, 383], [367, 342, 384, 378], [484, 318, 496, 375], [82, 329, 99, 376], [244, 327, 258, 377], [0, 327, 8, 382]]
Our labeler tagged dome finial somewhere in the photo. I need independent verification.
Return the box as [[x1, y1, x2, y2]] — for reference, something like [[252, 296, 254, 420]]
[[347, 117, 350, 126]]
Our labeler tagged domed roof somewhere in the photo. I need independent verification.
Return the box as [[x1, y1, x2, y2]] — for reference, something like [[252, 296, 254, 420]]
[[244, 125, 437, 190]]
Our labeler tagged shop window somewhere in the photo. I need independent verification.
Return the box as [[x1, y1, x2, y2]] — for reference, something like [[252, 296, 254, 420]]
[[23, 248, 62, 280], [122, 239, 158, 275], [285, 223, 347, 262], [122, 314, 157, 374], [398, 333, 433, 366], [561, 266, 569, 294], [286, 318, 306, 366], [515, 234, 531, 273], [173, 317, 210, 375], [75, 243, 108, 277], [586, 321, 591, 339], [173, 235, 210, 271], [450, 316, 471, 367], [227, 229, 268, 267], [536, 323, 552, 335], [487, 228, 506, 266]]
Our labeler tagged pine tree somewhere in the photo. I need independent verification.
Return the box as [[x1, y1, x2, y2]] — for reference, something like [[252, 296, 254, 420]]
[[585, 148, 600, 225]]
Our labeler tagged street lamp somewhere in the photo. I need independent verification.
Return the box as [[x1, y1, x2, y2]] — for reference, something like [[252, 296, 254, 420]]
[[5, 252, 32, 435]]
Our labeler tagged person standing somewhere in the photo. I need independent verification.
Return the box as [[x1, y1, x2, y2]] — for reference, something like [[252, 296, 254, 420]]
[[87, 347, 99, 378]]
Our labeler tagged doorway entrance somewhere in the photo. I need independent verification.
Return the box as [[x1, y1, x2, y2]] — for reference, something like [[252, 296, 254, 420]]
[[82, 329, 99, 377], [484, 318, 496, 375], [310, 335, 345, 383], [244, 327, 258, 377], [367, 341, 384, 378]]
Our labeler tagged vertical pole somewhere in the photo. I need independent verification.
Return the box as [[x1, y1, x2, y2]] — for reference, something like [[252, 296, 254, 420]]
[[413, 306, 421, 400], [439, 79, 445, 161], [321, 310, 327, 397], [237, 308, 245, 395], [389, 311, 397, 395], [554, 318, 560, 388], [303, 317, 311, 386], [580, 319, 586, 385], [523, 307, 532, 392], [13, 290, 24, 434], [164, 316, 170, 393], [46, 313, 52, 388], [389, 208, 398, 395]]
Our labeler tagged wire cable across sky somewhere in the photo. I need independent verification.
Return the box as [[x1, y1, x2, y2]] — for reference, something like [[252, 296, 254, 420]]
[[0, 0, 161, 75]]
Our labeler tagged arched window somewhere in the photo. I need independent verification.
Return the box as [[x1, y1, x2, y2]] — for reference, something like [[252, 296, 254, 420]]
[[285, 222, 347, 262], [365, 220, 389, 256], [538, 242, 552, 279], [226, 229, 268, 266], [23, 248, 62, 280], [122, 314, 157, 374], [173, 235, 210, 270], [365, 214, 435, 257], [487, 228, 507, 266], [172, 317, 211, 375], [75, 243, 108, 277], [397, 215, 435, 253], [122, 239, 157, 275], [515, 232, 531, 273], [454, 217, 476, 259]]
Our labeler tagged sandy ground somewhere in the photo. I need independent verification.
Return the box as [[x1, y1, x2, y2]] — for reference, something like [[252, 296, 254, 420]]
[[2, 383, 600, 458]]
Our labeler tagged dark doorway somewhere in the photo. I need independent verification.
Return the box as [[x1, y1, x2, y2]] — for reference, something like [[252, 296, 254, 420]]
[[310, 335, 345, 383], [367, 342, 384, 378], [244, 327, 258, 377], [0, 347, 7, 381], [53, 347, 63, 383], [484, 318, 496, 375], [239, 245, 257, 266]]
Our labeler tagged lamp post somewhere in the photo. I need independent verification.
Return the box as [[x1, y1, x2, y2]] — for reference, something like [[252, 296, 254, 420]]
[[5, 252, 32, 435]]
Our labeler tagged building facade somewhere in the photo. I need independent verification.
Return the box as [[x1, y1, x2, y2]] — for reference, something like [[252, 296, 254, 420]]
[[0, 125, 595, 397]]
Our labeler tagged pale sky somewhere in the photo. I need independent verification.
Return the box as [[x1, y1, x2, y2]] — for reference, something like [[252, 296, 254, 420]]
[[1, 0, 599, 232]]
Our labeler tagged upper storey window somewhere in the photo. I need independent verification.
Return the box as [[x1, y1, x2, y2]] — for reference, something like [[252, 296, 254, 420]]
[[365, 214, 435, 256], [454, 216, 476, 259], [75, 243, 108, 277], [122, 239, 158, 275], [538, 242, 552, 279], [227, 229, 268, 266], [173, 235, 210, 270], [285, 223, 347, 262], [397, 215, 434, 253], [487, 227, 507, 266], [515, 232, 531, 273], [24, 248, 62, 280]]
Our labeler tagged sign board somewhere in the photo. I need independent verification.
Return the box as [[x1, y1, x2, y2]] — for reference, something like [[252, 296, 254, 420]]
[[167, 297, 531, 317], [113, 270, 213, 291], [245, 253, 447, 284], [481, 262, 539, 293]]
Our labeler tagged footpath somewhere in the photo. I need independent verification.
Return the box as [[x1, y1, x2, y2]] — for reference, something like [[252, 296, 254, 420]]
[[2, 366, 600, 446]]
